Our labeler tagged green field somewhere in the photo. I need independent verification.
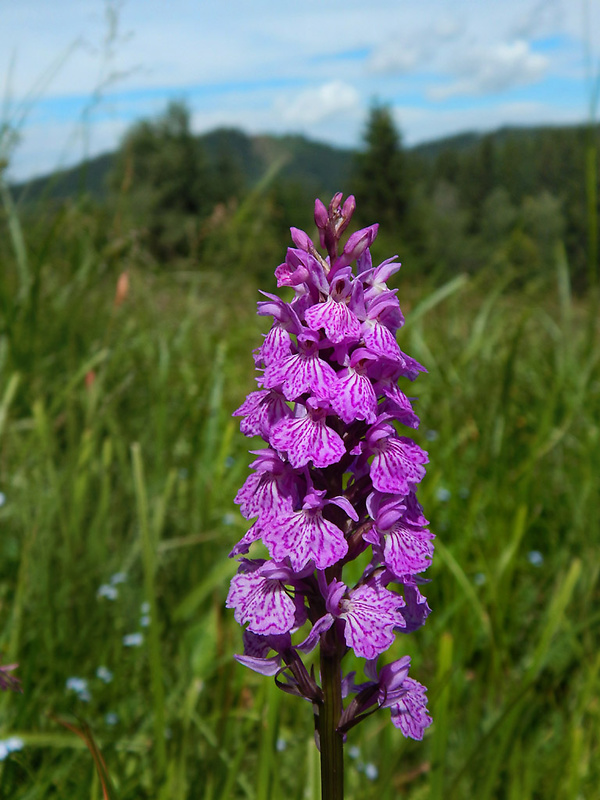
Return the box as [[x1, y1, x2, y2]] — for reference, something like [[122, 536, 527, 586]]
[[0, 181, 599, 799]]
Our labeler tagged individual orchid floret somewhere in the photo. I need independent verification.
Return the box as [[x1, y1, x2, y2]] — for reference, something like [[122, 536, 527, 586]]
[[228, 194, 434, 796], [367, 423, 428, 496], [234, 389, 292, 438], [374, 659, 432, 740], [330, 348, 379, 424], [234, 449, 297, 521], [304, 276, 361, 345], [269, 400, 345, 470], [324, 577, 406, 660], [261, 487, 356, 572], [226, 559, 307, 636], [261, 332, 337, 402]]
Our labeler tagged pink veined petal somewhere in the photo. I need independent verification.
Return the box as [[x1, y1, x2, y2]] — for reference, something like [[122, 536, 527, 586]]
[[226, 571, 297, 635], [401, 583, 432, 632], [305, 298, 361, 344], [270, 415, 345, 469], [262, 510, 348, 572], [262, 352, 337, 401], [331, 369, 378, 424], [235, 390, 292, 438], [381, 384, 420, 428], [229, 522, 263, 557], [362, 321, 402, 360], [233, 390, 269, 418], [389, 678, 432, 740], [370, 436, 428, 495], [383, 524, 434, 577], [339, 585, 403, 659], [235, 471, 294, 521], [259, 327, 292, 366]]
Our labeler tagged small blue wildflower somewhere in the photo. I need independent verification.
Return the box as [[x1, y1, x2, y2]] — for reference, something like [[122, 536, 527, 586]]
[[0, 737, 24, 760], [110, 572, 127, 585], [123, 633, 143, 647], [364, 763, 379, 781], [222, 512, 236, 526], [5, 737, 24, 752], [0, 492, 6, 507], [276, 737, 287, 752], [528, 551, 544, 567], [66, 677, 91, 701], [474, 572, 486, 586], [425, 429, 439, 442], [140, 601, 151, 615], [225, 456, 236, 468], [436, 487, 451, 502], [97, 584, 118, 600], [140, 615, 151, 628], [347, 746, 360, 760], [96, 666, 113, 683], [104, 712, 119, 726]]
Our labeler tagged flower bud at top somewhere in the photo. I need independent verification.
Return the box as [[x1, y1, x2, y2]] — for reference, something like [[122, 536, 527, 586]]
[[290, 227, 313, 252], [343, 224, 379, 263], [314, 198, 328, 229]]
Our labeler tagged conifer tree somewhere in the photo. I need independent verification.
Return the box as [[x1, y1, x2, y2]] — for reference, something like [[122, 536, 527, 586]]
[[353, 103, 409, 229], [111, 101, 210, 257]]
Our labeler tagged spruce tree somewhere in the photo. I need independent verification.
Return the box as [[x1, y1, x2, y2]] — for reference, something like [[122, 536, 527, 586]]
[[353, 103, 408, 229]]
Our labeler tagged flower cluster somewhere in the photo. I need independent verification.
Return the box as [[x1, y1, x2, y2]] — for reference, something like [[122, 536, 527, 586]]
[[227, 194, 433, 740]]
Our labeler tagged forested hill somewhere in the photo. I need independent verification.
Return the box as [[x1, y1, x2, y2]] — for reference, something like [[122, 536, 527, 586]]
[[13, 120, 596, 207], [10, 101, 599, 285], [12, 129, 355, 204]]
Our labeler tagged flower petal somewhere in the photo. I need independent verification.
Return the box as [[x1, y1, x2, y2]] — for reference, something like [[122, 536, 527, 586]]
[[270, 414, 345, 469]]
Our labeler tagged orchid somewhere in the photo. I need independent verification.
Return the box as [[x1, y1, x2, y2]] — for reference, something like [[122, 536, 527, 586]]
[[227, 194, 433, 798]]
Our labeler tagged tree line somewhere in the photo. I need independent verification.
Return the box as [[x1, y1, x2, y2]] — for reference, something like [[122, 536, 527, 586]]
[[11, 100, 600, 288]]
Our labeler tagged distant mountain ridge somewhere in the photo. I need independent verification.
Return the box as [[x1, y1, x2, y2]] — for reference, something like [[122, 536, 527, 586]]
[[11, 121, 594, 204], [12, 129, 355, 204]]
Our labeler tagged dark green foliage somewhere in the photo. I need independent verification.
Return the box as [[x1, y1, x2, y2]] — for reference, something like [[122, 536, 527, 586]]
[[353, 103, 410, 229], [110, 101, 213, 258], [9, 103, 600, 286]]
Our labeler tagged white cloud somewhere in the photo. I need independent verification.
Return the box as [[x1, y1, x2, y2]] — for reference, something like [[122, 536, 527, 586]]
[[368, 16, 463, 76], [277, 81, 361, 126], [429, 40, 548, 100], [2, 0, 596, 181], [510, 0, 563, 39]]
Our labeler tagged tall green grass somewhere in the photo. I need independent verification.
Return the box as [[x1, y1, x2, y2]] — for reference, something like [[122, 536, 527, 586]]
[[0, 189, 599, 798]]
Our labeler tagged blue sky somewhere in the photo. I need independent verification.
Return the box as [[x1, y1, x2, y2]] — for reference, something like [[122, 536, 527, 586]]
[[1, 0, 598, 181]]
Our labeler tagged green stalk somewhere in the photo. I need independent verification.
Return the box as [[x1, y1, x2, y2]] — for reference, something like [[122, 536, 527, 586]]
[[131, 442, 167, 776], [319, 649, 344, 800]]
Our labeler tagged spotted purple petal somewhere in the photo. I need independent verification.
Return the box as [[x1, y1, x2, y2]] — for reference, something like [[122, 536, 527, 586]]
[[383, 523, 434, 577], [262, 350, 337, 401], [305, 297, 361, 344], [226, 564, 303, 635], [331, 368, 378, 424], [262, 509, 348, 572], [234, 389, 292, 438], [270, 412, 345, 469], [388, 677, 432, 740], [370, 431, 428, 496], [335, 583, 405, 659]]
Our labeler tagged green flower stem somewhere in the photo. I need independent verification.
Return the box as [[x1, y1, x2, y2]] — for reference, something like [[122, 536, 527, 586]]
[[319, 648, 344, 800]]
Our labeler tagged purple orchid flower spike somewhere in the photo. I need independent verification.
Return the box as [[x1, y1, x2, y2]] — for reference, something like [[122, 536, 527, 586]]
[[228, 194, 434, 799]]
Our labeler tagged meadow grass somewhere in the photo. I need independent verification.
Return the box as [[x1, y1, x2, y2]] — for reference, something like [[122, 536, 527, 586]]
[[0, 195, 599, 799]]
